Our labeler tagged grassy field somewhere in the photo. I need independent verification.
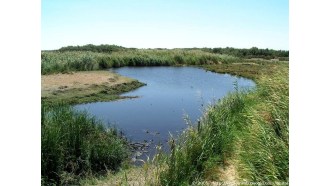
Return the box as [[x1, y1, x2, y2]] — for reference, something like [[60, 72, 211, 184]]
[[41, 45, 289, 185], [41, 71, 145, 104]]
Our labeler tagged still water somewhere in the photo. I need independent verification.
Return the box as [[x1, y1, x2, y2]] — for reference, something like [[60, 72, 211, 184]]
[[74, 67, 255, 160]]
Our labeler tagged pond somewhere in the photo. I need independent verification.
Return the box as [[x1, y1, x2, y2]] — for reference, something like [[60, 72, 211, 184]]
[[74, 67, 255, 162]]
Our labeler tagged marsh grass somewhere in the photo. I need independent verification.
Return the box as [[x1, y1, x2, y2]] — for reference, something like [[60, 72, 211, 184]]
[[202, 60, 281, 80], [159, 90, 251, 185], [80, 145, 166, 186], [41, 49, 239, 75], [41, 103, 130, 185], [236, 66, 289, 182], [159, 63, 289, 185]]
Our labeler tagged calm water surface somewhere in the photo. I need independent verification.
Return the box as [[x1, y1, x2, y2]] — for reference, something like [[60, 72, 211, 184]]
[[74, 67, 255, 160]]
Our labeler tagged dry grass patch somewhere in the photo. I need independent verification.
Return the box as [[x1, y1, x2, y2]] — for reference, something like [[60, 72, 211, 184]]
[[42, 71, 131, 96], [41, 71, 145, 104], [81, 165, 163, 186]]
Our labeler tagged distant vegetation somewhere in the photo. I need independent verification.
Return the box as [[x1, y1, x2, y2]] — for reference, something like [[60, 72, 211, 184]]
[[41, 103, 129, 185], [57, 44, 289, 59], [41, 44, 288, 75], [207, 46, 288, 60], [58, 44, 126, 53]]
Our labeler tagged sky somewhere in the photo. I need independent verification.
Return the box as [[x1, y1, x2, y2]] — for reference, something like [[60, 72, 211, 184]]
[[41, 0, 288, 50]]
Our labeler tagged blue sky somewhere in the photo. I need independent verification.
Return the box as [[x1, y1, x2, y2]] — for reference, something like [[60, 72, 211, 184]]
[[41, 0, 288, 50]]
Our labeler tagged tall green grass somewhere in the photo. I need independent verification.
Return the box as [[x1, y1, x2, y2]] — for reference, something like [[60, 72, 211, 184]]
[[159, 64, 288, 185], [237, 66, 289, 182], [41, 103, 129, 185], [41, 49, 238, 74], [160, 91, 252, 185]]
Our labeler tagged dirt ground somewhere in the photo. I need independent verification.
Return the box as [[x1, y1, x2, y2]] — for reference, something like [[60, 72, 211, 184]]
[[41, 71, 133, 97]]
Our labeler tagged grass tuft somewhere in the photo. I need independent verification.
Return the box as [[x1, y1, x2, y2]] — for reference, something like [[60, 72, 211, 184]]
[[41, 103, 130, 185]]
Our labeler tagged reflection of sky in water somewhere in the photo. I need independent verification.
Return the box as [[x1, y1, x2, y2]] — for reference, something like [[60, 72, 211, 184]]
[[74, 67, 255, 160]]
